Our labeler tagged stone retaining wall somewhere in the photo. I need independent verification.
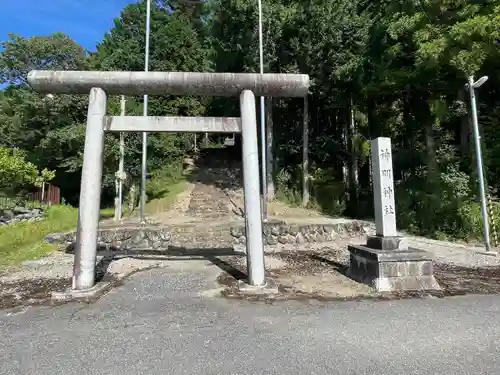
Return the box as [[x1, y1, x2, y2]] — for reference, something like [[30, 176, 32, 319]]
[[45, 220, 373, 251], [231, 220, 372, 246], [0, 206, 44, 226], [45, 228, 172, 251]]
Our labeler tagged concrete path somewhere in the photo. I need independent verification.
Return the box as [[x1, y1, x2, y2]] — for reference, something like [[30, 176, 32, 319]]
[[2, 262, 500, 375]]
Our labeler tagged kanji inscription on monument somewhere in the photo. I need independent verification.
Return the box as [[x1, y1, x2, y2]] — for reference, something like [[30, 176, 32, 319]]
[[371, 137, 397, 237]]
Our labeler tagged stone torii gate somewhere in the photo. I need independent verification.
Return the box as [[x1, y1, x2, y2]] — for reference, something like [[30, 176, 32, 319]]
[[28, 70, 310, 293]]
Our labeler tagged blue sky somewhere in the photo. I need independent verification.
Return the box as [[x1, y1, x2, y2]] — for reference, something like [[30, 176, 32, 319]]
[[1, 0, 134, 51]]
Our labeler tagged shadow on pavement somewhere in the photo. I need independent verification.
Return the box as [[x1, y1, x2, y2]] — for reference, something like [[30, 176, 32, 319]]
[[94, 246, 248, 283]]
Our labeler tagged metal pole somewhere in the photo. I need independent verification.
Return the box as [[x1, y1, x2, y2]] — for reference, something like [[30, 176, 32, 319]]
[[302, 96, 310, 206], [114, 177, 119, 221], [266, 97, 275, 199], [140, 0, 151, 224], [468, 75, 491, 252], [73, 88, 107, 290], [240, 90, 266, 286], [258, 0, 267, 221], [118, 95, 125, 219]]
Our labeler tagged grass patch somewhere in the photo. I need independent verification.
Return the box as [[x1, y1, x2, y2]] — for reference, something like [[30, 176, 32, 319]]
[[4, 242, 57, 269], [144, 161, 189, 215], [99, 207, 115, 219], [0, 205, 122, 270], [145, 180, 188, 215], [0, 205, 77, 269]]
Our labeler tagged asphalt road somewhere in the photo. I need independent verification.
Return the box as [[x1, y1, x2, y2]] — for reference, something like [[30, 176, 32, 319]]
[[1, 261, 500, 375]]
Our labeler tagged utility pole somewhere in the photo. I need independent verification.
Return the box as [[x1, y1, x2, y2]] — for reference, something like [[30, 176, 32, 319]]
[[302, 96, 309, 206], [258, 0, 267, 221], [118, 95, 126, 219], [114, 95, 126, 221], [140, 0, 151, 224]]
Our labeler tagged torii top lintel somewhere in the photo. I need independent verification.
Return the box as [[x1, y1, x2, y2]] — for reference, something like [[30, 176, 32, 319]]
[[27, 70, 310, 98]]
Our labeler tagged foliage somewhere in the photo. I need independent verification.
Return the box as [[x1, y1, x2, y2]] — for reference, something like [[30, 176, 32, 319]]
[[1, 0, 500, 242], [0, 147, 39, 192], [34, 168, 56, 188], [0, 33, 85, 87], [275, 167, 302, 207], [88, 1, 211, 206]]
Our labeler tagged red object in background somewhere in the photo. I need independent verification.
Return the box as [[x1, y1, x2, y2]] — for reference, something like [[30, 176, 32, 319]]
[[27, 183, 61, 205]]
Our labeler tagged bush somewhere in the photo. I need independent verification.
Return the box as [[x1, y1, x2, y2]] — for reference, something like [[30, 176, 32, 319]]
[[309, 167, 346, 216], [395, 164, 500, 241], [275, 167, 302, 206], [275, 165, 346, 216]]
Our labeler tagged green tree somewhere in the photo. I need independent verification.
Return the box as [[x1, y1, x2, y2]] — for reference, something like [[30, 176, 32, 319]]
[[0, 33, 88, 204], [89, 1, 212, 195], [1, 0, 500, 240], [0, 147, 39, 193], [0, 33, 86, 87]]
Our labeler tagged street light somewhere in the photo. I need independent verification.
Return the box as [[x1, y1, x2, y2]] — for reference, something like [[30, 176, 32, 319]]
[[472, 76, 489, 89], [140, 0, 151, 224], [257, 0, 267, 221], [114, 95, 126, 221], [466, 75, 492, 252]]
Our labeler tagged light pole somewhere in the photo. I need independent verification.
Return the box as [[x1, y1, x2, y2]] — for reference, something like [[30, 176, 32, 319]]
[[140, 0, 151, 224], [42, 93, 54, 205], [115, 95, 126, 221], [466, 75, 492, 252], [258, 0, 267, 221]]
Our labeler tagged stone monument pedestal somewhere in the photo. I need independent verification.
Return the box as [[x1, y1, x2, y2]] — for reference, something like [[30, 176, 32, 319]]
[[347, 239, 441, 292], [348, 137, 440, 292]]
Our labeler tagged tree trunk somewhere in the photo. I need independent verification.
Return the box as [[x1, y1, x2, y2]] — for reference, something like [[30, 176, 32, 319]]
[[417, 98, 438, 181], [348, 96, 359, 201], [114, 177, 120, 221], [365, 98, 378, 191], [41, 181, 45, 204], [402, 87, 412, 180], [129, 183, 136, 214], [425, 121, 438, 175], [424, 100, 438, 182], [342, 117, 349, 198], [47, 183, 52, 206]]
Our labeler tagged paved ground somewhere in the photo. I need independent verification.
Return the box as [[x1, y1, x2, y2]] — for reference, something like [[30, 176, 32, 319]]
[[2, 147, 500, 373], [2, 262, 500, 375]]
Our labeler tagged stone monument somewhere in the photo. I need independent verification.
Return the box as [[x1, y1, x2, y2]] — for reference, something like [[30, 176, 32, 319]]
[[347, 137, 441, 292]]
